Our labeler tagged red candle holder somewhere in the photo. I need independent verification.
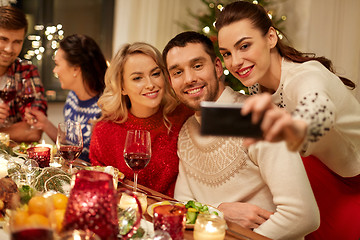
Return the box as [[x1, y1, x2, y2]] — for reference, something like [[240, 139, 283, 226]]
[[153, 205, 187, 240], [27, 146, 51, 168]]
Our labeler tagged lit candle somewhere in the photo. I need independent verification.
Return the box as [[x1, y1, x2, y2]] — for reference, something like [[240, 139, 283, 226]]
[[193, 214, 226, 240], [118, 192, 147, 214], [0, 158, 8, 178], [0, 133, 9, 146], [37, 140, 54, 161], [27, 145, 51, 168]]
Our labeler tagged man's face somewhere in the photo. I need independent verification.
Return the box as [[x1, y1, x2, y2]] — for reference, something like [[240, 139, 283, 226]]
[[166, 43, 223, 112], [0, 28, 25, 73]]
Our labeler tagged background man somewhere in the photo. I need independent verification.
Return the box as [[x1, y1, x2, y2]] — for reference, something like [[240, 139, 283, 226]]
[[0, 6, 47, 143]]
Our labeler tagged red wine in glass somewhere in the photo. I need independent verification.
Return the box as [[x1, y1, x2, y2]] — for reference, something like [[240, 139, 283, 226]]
[[58, 145, 83, 162], [124, 152, 150, 173], [11, 228, 54, 240], [0, 89, 16, 103], [20, 95, 35, 105], [56, 121, 83, 173], [123, 130, 151, 192]]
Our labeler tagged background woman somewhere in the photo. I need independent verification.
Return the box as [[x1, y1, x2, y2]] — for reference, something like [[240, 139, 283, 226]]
[[89, 42, 192, 197], [25, 34, 107, 162], [216, 1, 360, 239]]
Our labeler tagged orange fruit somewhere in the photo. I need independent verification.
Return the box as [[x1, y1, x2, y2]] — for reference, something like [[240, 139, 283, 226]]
[[50, 193, 68, 210], [25, 214, 50, 227], [28, 196, 48, 216], [12, 209, 29, 227], [49, 209, 65, 233]]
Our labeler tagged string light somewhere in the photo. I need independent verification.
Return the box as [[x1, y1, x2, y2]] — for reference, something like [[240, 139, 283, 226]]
[[203, 26, 210, 34], [24, 24, 64, 61]]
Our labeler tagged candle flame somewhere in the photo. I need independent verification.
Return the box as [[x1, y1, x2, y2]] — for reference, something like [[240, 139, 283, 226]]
[[41, 139, 46, 145]]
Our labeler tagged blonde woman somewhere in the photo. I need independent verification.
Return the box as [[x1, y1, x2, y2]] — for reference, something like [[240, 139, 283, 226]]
[[89, 42, 192, 197]]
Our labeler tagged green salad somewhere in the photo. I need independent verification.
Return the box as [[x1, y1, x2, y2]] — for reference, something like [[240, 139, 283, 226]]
[[185, 200, 219, 224]]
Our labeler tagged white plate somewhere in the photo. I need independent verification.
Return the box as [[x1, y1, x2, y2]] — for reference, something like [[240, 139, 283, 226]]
[[12, 146, 27, 158], [147, 201, 223, 229]]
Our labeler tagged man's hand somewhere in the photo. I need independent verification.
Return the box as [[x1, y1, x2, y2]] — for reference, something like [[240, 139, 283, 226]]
[[0, 102, 10, 124], [218, 202, 273, 229]]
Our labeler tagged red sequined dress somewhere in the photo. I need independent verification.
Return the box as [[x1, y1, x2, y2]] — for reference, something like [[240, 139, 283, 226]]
[[89, 104, 193, 197]]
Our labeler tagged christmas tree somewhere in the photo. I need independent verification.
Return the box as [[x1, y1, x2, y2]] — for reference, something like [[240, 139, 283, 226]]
[[180, 0, 287, 93]]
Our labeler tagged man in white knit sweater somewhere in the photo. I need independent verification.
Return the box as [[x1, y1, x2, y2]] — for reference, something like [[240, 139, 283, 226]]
[[162, 31, 319, 240]]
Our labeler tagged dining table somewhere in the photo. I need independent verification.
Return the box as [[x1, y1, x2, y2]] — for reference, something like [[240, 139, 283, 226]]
[[119, 179, 271, 240], [0, 154, 271, 240]]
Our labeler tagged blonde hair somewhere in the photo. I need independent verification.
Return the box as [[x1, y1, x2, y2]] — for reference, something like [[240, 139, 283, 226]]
[[97, 42, 179, 130]]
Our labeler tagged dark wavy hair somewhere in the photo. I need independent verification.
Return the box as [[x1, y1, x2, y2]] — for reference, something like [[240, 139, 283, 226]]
[[215, 1, 355, 89], [162, 31, 217, 68], [59, 34, 107, 96], [0, 6, 28, 33]]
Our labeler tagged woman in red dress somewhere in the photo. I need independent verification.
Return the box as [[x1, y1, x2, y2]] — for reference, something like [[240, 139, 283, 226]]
[[89, 42, 192, 197]]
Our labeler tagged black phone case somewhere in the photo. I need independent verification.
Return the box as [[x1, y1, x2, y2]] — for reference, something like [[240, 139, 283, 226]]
[[200, 101, 263, 138]]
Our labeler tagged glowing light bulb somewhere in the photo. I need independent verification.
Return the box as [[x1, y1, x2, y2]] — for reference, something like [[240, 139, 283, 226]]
[[203, 26, 210, 34]]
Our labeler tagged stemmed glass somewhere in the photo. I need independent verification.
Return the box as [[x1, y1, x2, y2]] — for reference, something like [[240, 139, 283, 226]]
[[0, 77, 16, 126], [123, 130, 151, 192], [21, 78, 40, 128], [56, 121, 83, 173]]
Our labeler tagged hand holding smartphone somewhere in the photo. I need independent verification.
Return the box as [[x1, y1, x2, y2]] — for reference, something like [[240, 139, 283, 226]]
[[200, 101, 263, 138]]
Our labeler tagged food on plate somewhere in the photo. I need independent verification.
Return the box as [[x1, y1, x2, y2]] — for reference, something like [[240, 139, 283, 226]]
[[18, 185, 36, 204], [148, 200, 221, 225], [10, 192, 68, 233], [185, 200, 219, 224], [14, 142, 38, 155], [85, 166, 124, 188], [0, 177, 20, 218]]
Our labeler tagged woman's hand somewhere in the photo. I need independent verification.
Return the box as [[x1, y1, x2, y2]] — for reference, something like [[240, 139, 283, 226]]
[[241, 93, 308, 151], [218, 202, 273, 229], [24, 108, 48, 130]]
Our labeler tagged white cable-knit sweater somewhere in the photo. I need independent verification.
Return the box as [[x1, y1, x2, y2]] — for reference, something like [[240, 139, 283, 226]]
[[249, 59, 360, 177], [174, 87, 319, 240]]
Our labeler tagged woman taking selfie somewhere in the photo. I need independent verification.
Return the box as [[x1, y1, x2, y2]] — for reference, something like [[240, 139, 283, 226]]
[[216, 1, 360, 239]]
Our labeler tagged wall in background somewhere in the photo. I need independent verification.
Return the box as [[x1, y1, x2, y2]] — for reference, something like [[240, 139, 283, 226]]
[[112, 0, 360, 101]]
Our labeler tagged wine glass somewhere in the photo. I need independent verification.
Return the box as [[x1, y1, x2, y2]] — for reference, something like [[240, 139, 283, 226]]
[[0, 77, 16, 126], [123, 130, 151, 192], [56, 121, 83, 173], [21, 78, 39, 128]]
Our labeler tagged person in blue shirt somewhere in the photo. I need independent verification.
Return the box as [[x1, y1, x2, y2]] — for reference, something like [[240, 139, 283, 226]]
[[25, 34, 107, 162]]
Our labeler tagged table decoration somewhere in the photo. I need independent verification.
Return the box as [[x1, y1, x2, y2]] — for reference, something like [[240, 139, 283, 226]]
[[62, 170, 142, 240], [153, 204, 187, 240], [0, 158, 8, 178], [119, 191, 147, 215], [37, 140, 54, 162], [193, 214, 226, 240], [27, 146, 51, 168], [0, 133, 9, 146]]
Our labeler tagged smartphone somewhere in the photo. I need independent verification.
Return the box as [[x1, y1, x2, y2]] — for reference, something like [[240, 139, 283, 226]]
[[200, 101, 263, 138]]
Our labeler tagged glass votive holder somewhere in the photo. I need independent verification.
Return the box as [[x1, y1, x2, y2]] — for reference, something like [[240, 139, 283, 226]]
[[49, 156, 63, 168], [27, 146, 51, 168], [59, 229, 100, 240], [119, 192, 147, 215], [153, 205, 186, 240], [0, 132, 10, 146], [193, 214, 226, 240]]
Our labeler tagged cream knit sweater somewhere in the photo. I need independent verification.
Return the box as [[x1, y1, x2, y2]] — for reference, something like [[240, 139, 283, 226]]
[[174, 87, 319, 240]]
